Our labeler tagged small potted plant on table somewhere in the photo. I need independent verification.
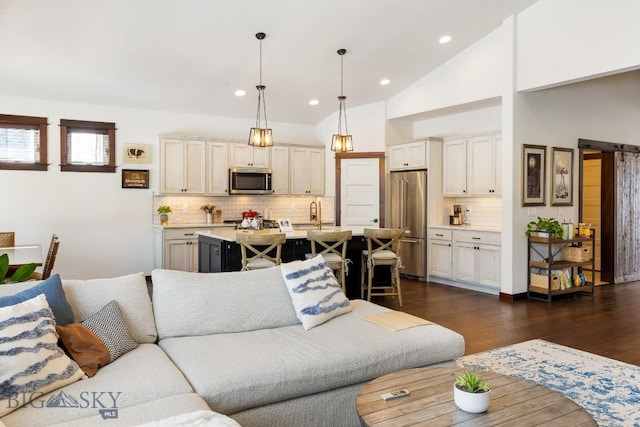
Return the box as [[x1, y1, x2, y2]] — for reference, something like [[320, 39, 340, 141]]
[[525, 216, 563, 239], [157, 205, 172, 226], [454, 371, 491, 413]]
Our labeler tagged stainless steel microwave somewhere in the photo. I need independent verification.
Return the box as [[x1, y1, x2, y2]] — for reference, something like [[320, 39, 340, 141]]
[[229, 168, 272, 195]]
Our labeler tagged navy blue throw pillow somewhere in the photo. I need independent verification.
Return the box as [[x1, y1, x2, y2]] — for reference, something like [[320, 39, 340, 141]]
[[0, 274, 74, 325]]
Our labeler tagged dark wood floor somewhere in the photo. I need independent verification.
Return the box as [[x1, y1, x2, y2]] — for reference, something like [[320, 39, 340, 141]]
[[370, 278, 640, 366]]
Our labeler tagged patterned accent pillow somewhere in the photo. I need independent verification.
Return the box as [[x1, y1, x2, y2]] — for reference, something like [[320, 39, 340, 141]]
[[280, 255, 351, 330], [0, 274, 74, 325], [0, 294, 84, 417], [57, 300, 138, 377]]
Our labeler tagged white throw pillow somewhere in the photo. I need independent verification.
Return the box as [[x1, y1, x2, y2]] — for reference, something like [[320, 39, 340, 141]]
[[280, 255, 351, 330], [0, 294, 84, 416]]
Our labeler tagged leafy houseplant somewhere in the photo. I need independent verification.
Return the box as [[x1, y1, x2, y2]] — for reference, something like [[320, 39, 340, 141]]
[[157, 206, 172, 225], [454, 371, 491, 413], [0, 253, 37, 284], [525, 216, 563, 239]]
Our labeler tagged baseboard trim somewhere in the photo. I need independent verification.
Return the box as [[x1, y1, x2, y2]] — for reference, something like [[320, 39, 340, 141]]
[[499, 292, 527, 302]]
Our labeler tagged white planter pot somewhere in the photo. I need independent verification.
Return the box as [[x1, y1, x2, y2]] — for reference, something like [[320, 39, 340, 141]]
[[454, 384, 491, 413]]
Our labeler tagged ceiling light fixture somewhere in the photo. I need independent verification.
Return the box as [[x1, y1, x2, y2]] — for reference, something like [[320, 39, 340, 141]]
[[248, 32, 273, 147], [331, 48, 353, 152], [439, 35, 452, 44], [309, 99, 319, 106], [235, 89, 246, 97], [380, 78, 391, 86]]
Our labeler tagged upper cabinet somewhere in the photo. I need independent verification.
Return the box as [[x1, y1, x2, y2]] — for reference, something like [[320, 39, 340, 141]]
[[271, 146, 289, 195], [206, 142, 229, 196], [443, 133, 501, 197], [228, 144, 271, 168], [160, 139, 206, 194], [290, 147, 324, 195], [388, 141, 428, 171]]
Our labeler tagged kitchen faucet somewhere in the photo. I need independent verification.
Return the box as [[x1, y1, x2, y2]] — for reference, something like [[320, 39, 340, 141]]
[[313, 200, 322, 230]]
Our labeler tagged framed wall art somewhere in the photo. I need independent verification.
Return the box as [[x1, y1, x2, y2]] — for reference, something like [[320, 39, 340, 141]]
[[123, 144, 151, 164], [551, 147, 574, 206], [522, 144, 546, 206], [122, 169, 149, 189]]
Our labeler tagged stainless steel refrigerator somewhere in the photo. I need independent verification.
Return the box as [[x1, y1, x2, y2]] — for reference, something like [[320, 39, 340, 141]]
[[390, 170, 427, 279]]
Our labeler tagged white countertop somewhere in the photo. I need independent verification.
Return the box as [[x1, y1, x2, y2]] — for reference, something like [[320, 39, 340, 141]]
[[197, 226, 367, 242], [153, 223, 235, 230], [429, 224, 502, 233]]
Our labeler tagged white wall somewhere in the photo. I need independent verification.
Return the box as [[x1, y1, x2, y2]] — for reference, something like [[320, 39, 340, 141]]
[[510, 70, 640, 293], [517, 0, 640, 91], [0, 94, 317, 279], [411, 105, 502, 139], [386, 25, 506, 120]]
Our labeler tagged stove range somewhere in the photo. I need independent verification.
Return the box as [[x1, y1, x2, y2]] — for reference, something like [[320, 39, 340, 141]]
[[223, 219, 280, 229]]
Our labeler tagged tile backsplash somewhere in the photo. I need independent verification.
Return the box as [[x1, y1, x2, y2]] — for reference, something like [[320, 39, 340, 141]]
[[153, 195, 335, 225], [451, 197, 502, 227]]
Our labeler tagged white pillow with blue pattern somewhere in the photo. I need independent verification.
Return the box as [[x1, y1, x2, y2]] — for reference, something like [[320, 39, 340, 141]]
[[280, 255, 351, 330]]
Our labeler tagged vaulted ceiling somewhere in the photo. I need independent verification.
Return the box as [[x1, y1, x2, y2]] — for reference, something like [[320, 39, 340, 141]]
[[0, 0, 537, 125]]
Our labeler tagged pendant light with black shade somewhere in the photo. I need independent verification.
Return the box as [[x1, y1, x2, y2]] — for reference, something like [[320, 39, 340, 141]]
[[331, 48, 353, 152], [249, 32, 273, 147]]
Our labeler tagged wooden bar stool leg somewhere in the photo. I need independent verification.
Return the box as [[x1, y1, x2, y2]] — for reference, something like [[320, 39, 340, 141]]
[[361, 254, 366, 299], [367, 261, 374, 302], [395, 264, 403, 307]]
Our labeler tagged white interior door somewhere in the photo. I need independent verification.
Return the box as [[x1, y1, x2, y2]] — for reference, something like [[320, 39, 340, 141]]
[[340, 158, 380, 227]]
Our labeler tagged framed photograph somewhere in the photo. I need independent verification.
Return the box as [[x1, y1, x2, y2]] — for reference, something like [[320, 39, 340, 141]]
[[551, 147, 574, 206], [277, 218, 294, 232], [123, 144, 151, 164], [522, 144, 546, 206], [122, 169, 149, 189]]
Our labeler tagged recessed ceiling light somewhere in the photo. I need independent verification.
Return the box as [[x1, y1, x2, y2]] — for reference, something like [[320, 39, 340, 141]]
[[234, 89, 246, 97], [379, 78, 391, 86], [439, 35, 452, 44], [309, 99, 319, 106]]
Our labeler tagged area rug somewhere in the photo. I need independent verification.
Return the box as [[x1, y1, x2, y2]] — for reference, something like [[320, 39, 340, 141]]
[[456, 339, 640, 427]]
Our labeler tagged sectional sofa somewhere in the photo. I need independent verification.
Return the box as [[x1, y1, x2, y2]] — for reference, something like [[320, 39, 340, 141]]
[[0, 258, 465, 426]]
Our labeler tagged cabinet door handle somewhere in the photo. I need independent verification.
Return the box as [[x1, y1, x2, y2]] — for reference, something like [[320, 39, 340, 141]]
[[435, 233, 444, 237], [184, 233, 195, 236], [472, 237, 481, 240]]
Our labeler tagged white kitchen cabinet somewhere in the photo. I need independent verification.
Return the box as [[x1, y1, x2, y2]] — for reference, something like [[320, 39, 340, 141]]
[[290, 146, 325, 195], [452, 230, 501, 288], [388, 141, 428, 171], [271, 146, 289, 194], [206, 142, 229, 196], [442, 139, 467, 196], [154, 227, 201, 272], [467, 135, 501, 195], [228, 144, 271, 168], [428, 228, 452, 278], [443, 134, 501, 197], [160, 139, 206, 194]]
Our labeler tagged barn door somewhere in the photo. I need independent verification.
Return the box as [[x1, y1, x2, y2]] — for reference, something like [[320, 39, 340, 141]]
[[615, 151, 640, 283]]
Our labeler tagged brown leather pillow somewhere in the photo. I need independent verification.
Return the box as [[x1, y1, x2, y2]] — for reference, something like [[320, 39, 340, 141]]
[[56, 323, 110, 377]]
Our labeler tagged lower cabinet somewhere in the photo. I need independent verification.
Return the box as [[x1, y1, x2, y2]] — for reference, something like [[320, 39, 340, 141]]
[[428, 229, 452, 278], [155, 227, 214, 272], [428, 227, 501, 291]]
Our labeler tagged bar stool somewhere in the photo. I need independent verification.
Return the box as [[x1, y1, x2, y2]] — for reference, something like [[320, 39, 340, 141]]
[[236, 232, 286, 271], [360, 228, 405, 307], [306, 230, 352, 292]]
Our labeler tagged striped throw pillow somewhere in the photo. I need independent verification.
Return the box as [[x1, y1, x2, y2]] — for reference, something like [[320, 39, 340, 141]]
[[280, 255, 351, 330], [0, 294, 84, 416]]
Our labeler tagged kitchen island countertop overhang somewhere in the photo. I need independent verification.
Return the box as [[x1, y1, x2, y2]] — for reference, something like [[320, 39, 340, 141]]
[[196, 226, 367, 242]]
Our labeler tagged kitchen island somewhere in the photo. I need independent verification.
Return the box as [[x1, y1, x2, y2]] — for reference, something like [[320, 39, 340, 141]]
[[197, 227, 372, 298]]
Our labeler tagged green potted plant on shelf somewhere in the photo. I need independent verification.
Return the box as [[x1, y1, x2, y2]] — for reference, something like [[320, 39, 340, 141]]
[[525, 216, 563, 239], [0, 254, 36, 284], [454, 371, 491, 413], [157, 205, 172, 225]]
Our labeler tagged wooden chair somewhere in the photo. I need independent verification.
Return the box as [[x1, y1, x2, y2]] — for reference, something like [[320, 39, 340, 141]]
[[360, 228, 405, 307], [30, 234, 60, 280], [306, 230, 352, 292], [236, 232, 286, 271], [0, 231, 15, 248]]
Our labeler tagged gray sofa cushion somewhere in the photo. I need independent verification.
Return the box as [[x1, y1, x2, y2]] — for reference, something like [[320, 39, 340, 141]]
[[0, 344, 193, 427], [62, 273, 157, 344], [159, 299, 465, 414], [152, 267, 300, 339]]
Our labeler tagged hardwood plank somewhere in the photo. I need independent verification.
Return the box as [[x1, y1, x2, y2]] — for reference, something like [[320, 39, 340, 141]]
[[370, 278, 640, 365]]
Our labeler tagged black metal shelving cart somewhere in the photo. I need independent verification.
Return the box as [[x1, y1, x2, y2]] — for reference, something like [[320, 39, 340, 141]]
[[527, 230, 596, 303]]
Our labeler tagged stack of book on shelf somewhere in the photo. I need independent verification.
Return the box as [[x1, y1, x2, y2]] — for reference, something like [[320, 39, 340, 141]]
[[530, 269, 587, 291]]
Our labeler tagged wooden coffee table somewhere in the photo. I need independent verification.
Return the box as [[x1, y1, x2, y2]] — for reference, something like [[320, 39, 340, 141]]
[[356, 367, 596, 426]]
